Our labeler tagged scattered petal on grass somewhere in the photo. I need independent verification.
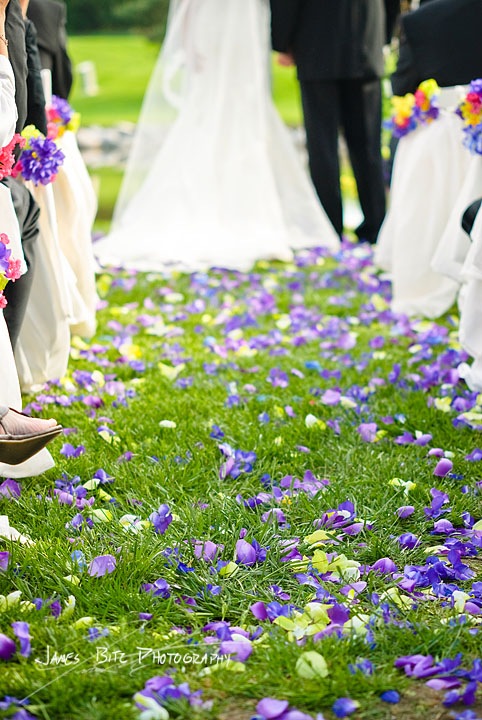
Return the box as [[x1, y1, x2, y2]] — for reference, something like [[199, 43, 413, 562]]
[[332, 698, 359, 718], [0, 480, 21, 499], [11, 622, 31, 658], [295, 651, 329, 679], [465, 449, 482, 462], [235, 539, 257, 566], [87, 555, 117, 578], [219, 636, 253, 662], [0, 633, 16, 661], [256, 698, 289, 719], [396, 505, 415, 519], [357, 423, 377, 442], [157, 362, 185, 380], [149, 505, 172, 534], [380, 690, 400, 704], [90, 509, 113, 523], [60, 443, 85, 458], [433, 458, 454, 477]]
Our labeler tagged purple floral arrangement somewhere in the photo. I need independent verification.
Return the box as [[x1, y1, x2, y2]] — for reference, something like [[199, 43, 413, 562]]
[[456, 78, 482, 155], [386, 79, 440, 139], [12, 126, 65, 186]]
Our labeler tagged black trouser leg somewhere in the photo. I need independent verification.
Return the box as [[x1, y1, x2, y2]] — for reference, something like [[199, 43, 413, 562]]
[[1, 177, 39, 349], [340, 78, 386, 243], [299, 79, 343, 237]]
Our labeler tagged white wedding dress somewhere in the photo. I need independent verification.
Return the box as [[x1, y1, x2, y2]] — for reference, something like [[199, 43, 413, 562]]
[[96, 0, 339, 273]]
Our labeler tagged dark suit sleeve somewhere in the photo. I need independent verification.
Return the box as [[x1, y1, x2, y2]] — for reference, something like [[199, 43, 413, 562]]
[[25, 20, 48, 135], [269, 0, 305, 53], [390, 33, 420, 95], [51, 3, 73, 99], [384, 0, 401, 43], [5, 0, 28, 132]]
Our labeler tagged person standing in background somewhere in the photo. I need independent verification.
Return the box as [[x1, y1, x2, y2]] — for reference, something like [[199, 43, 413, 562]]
[[270, 0, 400, 244], [27, 0, 72, 99]]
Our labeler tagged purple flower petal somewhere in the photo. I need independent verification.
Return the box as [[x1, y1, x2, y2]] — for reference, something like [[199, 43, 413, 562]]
[[426, 678, 462, 691], [380, 690, 400, 704], [250, 601, 268, 621], [282, 711, 314, 720], [149, 504, 172, 534], [87, 554, 117, 578], [321, 389, 341, 405], [219, 639, 252, 662], [0, 633, 16, 660], [332, 698, 359, 718], [372, 558, 397, 574], [60, 443, 85, 458], [256, 698, 290, 719], [465, 448, 482, 462], [235, 539, 257, 566], [11, 710, 38, 720], [433, 459, 453, 477], [11, 622, 31, 657], [0, 479, 21, 498], [357, 423, 377, 442], [193, 540, 222, 562], [396, 505, 415, 519], [398, 532, 420, 549], [432, 519, 454, 534]]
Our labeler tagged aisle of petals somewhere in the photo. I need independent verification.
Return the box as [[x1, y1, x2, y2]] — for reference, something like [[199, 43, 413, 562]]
[[0, 242, 481, 720]]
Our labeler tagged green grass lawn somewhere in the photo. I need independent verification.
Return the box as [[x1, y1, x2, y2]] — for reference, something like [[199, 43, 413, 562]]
[[1, 245, 481, 719]]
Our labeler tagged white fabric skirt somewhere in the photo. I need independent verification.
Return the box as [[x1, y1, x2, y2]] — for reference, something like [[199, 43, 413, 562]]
[[458, 206, 482, 391], [432, 156, 482, 283], [375, 88, 471, 318], [14, 183, 74, 391], [53, 131, 99, 337]]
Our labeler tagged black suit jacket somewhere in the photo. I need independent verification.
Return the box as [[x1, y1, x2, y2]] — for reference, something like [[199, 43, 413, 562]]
[[270, 0, 400, 81], [27, 0, 73, 99], [25, 19, 48, 134], [392, 0, 482, 95], [5, 0, 27, 132]]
